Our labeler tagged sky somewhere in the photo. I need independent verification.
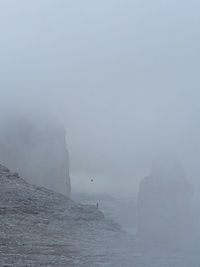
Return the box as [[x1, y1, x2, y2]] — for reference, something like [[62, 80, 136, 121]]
[[0, 0, 200, 197]]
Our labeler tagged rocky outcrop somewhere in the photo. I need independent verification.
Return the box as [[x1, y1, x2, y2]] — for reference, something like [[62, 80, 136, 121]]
[[137, 157, 194, 245], [0, 164, 119, 265], [0, 164, 103, 221], [0, 116, 71, 196]]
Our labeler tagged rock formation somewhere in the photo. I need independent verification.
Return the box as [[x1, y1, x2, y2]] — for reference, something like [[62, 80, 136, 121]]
[[137, 156, 194, 245], [0, 116, 71, 196], [0, 164, 125, 266], [0, 163, 199, 266]]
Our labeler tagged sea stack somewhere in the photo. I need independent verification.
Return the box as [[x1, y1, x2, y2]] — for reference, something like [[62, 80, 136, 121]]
[[137, 156, 194, 245]]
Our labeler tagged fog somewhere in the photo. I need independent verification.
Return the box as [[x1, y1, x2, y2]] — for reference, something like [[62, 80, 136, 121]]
[[1, 0, 200, 200]]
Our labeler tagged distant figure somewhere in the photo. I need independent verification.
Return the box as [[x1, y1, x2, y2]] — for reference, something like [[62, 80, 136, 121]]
[[91, 178, 94, 182], [96, 202, 99, 209]]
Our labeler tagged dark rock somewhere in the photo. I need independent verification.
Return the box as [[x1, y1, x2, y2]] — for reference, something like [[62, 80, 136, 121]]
[[137, 157, 194, 246]]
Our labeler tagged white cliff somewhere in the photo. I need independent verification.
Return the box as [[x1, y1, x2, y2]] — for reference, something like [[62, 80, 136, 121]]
[[0, 115, 71, 196]]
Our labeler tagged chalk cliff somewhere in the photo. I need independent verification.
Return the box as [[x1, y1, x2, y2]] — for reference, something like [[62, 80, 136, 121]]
[[0, 116, 71, 196]]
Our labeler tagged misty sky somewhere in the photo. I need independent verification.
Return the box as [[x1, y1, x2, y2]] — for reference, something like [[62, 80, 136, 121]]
[[1, 0, 200, 196]]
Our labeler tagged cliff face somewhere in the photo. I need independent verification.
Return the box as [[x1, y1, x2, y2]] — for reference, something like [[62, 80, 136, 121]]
[[137, 157, 194, 245], [0, 116, 71, 196]]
